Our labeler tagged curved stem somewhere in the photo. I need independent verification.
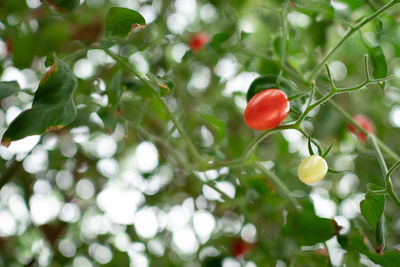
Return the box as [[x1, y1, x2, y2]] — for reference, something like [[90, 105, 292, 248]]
[[308, 0, 400, 82]]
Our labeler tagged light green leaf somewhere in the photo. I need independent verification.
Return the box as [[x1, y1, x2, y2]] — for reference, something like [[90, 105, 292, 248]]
[[360, 184, 385, 230], [105, 7, 146, 39], [0, 81, 21, 99], [1, 54, 77, 147]]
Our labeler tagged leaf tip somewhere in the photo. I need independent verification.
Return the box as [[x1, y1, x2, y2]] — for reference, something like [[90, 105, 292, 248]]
[[41, 56, 58, 83], [375, 245, 384, 255], [1, 139, 11, 148]]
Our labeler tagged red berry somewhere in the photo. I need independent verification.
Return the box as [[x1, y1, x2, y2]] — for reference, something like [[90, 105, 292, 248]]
[[189, 32, 210, 52], [347, 114, 375, 142], [244, 89, 290, 130], [232, 240, 253, 257]]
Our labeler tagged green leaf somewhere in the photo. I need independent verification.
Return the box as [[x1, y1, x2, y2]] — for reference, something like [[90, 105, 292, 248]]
[[361, 34, 388, 90], [202, 114, 226, 141], [146, 73, 174, 97], [282, 199, 338, 246], [360, 184, 385, 230], [42, 0, 80, 12], [1, 54, 77, 147], [322, 142, 334, 158], [210, 31, 233, 51], [246, 74, 295, 102], [105, 7, 146, 39], [107, 70, 122, 107], [0, 81, 21, 99]]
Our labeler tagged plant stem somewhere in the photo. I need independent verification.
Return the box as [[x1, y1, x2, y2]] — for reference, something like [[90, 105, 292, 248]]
[[104, 48, 204, 165], [308, 0, 400, 82], [280, 0, 290, 68], [255, 161, 301, 211], [369, 134, 400, 208]]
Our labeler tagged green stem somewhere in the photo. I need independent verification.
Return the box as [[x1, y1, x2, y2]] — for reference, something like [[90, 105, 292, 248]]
[[103, 48, 204, 165], [308, 0, 400, 82], [255, 161, 301, 211], [280, 0, 290, 67]]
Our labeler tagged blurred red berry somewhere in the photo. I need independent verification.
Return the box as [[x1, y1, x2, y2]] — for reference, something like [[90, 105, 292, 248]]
[[232, 239, 253, 257], [189, 32, 210, 52], [347, 114, 375, 142]]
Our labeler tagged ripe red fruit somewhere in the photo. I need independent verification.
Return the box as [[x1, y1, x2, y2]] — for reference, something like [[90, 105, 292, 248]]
[[244, 89, 290, 130], [189, 32, 210, 52], [347, 114, 375, 142], [232, 239, 253, 257]]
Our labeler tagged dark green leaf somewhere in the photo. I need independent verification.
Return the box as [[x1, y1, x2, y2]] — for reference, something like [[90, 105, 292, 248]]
[[360, 184, 385, 230], [105, 7, 146, 39], [42, 0, 80, 12], [246, 75, 295, 102], [1, 54, 77, 147], [0, 81, 21, 99], [107, 70, 122, 107]]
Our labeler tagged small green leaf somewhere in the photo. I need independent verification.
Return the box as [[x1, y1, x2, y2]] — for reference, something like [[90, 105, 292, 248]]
[[107, 70, 122, 107], [322, 142, 334, 158], [328, 168, 350, 174], [42, 0, 80, 12], [0, 81, 21, 99], [210, 32, 233, 51], [360, 184, 385, 230], [105, 7, 146, 39], [1, 54, 77, 147]]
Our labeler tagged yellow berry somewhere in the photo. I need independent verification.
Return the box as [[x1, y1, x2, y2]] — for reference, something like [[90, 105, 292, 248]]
[[297, 155, 328, 185]]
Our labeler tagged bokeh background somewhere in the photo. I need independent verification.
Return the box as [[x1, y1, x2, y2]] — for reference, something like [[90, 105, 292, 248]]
[[1, 0, 400, 266]]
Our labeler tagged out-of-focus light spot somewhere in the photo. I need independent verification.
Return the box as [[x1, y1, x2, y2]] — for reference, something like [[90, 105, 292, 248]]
[[171, 43, 189, 63], [94, 135, 117, 158], [58, 239, 76, 258], [215, 55, 239, 81], [0, 210, 17, 236], [172, 227, 199, 255], [56, 170, 74, 191], [1, 67, 27, 88], [7, 135, 40, 154], [134, 207, 158, 239], [234, 95, 247, 110], [135, 141, 159, 173], [334, 215, 350, 234], [129, 53, 149, 76], [71, 126, 90, 144], [166, 205, 191, 232], [200, 4, 217, 23], [224, 72, 258, 96], [339, 193, 364, 219], [73, 256, 93, 267], [199, 126, 214, 147], [203, 185, 221, 201], [288, 11, 311, 28], [148, 238, 165, 257], [86, 0, 105, 8], [30, 193, 62, 225], [334, 154, 355, 172], [216, 181, 235, 199], [176, 0, 197, 16], [97, 158, 119, 178], [81, 213, 111, 238], [73, 59, 95, 79], [389, 105, 400, 127], [188, 65, 211, 95], [6, 106, 22, 124], [87, 49, 107, 66], [331, 0, 348, 10], [97, 185, 144, 224], [59, 203, 80, 223], [329, 61, 347, 81], [113, 233, 130, 251], [337, 174, 359, 198], [26, 0, 42, 9], [76, 179, 95, 200], [193, 210, 215, 243], [241, 223, 257, 243], [167, 13, 188, 34], [311, 189, 337, 218], [42, 133, 58, 150], [139, 5, 157, 24], [23, 146, 48, 173], [89, 243, 113, 264], [239, 19, 254, 33], [222, 257, 241, 267]]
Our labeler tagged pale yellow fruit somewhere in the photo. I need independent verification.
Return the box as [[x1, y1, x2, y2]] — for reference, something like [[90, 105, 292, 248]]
[[297, 155, 328, 185]]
